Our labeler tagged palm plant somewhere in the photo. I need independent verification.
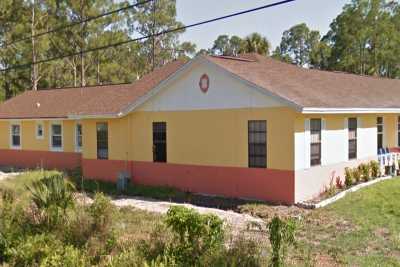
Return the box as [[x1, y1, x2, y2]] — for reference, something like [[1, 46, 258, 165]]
[[27, 174, 75, 226], [241, 33, 270, 55]]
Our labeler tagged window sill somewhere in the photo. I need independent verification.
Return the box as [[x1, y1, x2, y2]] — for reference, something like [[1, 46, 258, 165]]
[[50, 147, 63, 152], [10, 146, 21, 150], [36, 136, 44, 140]]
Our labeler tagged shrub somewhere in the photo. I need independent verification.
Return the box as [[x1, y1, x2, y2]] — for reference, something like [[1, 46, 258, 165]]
[[268, 216, 296, 267], [344, 167, 353, 187], [164, 206, 224, 266], [7, 234, 88, 267], [352, 168, 361, 183], [86, 193, 117, 261], [369, 161, 380, 178], [323, 176, 337, 197], [202, 235, 264, 267], [358, 163, 371, 182]]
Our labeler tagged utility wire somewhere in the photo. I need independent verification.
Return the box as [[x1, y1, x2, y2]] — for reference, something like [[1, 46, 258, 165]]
[[0, 0, 296, 72], [2, 0, 154, 48]]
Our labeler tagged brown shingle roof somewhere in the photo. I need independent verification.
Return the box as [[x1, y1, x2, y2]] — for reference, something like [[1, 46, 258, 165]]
[[206, 54, 400, 109], [0, 59, 186, 119], [2, 54, 400, 119]]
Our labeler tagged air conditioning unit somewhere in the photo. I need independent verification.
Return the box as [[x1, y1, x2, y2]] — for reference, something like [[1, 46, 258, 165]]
[[117, 171, 131, 193]]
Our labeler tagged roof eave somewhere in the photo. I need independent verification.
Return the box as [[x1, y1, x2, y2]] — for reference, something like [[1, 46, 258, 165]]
[[302, 107, 400, 114]]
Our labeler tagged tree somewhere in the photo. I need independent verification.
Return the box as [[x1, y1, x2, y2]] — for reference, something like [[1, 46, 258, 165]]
[[241, 33, 270, 56], [275, 23, 320, 67], [129, 0, 185, 72], [211, 35, 245, 56], [211, 35, 230, 56], [176, 41, 197, 59], [324, 0, 400, 77]]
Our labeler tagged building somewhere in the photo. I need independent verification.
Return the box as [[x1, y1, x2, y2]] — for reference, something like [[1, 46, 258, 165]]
[[1, 53, 400, 204]]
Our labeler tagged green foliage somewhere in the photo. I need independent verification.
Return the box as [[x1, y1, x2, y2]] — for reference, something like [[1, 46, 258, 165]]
[[268, 216, 296, 267], [369, 160, 380, 178], [274, 23, 321, 67], [344, 167, 354, 187], [27, 173, 75, 227], [324, 178, 337, 197], [202, 235, 264, 267], [164, 206, 224, 265], [211, 33, 270, 56], [352, 167, 362, 184], [242, 33, 270, 55], [358, 163, 371, 182], [324, 0, 400, 77], [7, 234, 87, 267], [0, 0, 194, 96], [70, 177, 185, 201]]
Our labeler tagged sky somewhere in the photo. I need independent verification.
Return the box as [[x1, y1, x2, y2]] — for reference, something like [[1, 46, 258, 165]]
[[176, 0, 351, 51]]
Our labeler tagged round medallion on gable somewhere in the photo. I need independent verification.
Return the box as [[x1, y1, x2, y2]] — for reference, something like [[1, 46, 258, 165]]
[[199, 74, 210, 93]]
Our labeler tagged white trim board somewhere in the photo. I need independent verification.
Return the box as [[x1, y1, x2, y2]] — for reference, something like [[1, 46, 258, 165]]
[[302, 108, 400, 114]]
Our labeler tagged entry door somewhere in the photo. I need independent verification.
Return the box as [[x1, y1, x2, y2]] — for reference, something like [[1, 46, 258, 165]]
[[153, 122, 167, 162]]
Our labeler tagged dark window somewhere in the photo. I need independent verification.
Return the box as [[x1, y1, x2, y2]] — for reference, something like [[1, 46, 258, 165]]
[[153, 122, 167, 163], [76, 124, 82, 150], [11, 124, 20, 147], [36, 124, 43, 138], [348, 118, 357, 159], [51, 124, 62, 148], [248, 120, 267, 168], [97, 123, 108, 160], [310, 119, 321, 166], [377, 117, 383, 152]]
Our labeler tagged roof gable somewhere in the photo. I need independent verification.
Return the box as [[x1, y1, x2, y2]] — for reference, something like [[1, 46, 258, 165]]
[[136, 57, 290, 112]]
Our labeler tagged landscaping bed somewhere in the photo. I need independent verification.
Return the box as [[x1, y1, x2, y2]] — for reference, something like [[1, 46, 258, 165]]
[[299, 160, 394, 208]]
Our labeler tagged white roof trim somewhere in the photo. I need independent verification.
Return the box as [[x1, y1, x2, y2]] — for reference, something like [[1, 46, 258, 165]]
[[302, 107, 400, 114], [68, 114, 119, 120]]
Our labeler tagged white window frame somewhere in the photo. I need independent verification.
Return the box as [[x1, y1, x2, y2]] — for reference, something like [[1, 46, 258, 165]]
[[36, 121, 44, 140], [397, 116, 400, 147], [49, 121, 63, 152], [10, 122, 21, 150], [75, 122, 82, 153], [377, 116, 384, 152]]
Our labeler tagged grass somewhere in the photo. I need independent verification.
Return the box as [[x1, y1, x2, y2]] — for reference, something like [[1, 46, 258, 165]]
[[221, 178, 400, 266], [0, 170, 60, 205]]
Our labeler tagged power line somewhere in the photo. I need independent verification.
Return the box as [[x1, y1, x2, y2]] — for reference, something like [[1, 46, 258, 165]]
[[2, 0, 154, 48], [0, 0, 296, 72]]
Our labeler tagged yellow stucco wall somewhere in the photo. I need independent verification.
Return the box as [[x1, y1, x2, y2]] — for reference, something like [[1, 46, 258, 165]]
[[0, 120, 78, 153], [81, 117, 130, 161], [381, 114, 397, 147], [79, 107, 296, 171], [130, 107, 295, 170], [4, 111, 397, 172]]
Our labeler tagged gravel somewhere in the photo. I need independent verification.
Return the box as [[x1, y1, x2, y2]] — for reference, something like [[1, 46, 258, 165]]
[[79, 194, 266, 232], [0, 171, 20, 181], [115, 197, 265, 230]]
